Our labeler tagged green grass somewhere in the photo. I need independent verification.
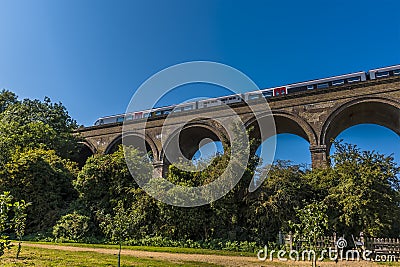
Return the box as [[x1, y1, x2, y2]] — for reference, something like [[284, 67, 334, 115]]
[[21, 241, 256, 257], [2, 242, 399, 267], [1, 245, 224, 267]]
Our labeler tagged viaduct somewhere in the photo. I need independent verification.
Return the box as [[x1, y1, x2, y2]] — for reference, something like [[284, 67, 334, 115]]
[[76, 76, 400, 176]]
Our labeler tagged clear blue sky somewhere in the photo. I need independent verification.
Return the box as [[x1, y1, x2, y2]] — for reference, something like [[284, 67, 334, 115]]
[[0, 0, 399, 165]]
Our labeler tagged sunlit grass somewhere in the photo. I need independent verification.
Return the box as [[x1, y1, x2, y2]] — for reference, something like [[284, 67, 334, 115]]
[[0, 244, 223, 267]]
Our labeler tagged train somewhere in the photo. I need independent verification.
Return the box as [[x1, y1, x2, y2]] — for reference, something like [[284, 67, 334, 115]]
[[94, 64, 400, 126]]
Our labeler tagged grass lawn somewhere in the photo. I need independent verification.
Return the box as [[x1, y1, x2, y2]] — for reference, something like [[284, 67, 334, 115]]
[[0, 244, 223, 267], [2, 242, 399, 267]]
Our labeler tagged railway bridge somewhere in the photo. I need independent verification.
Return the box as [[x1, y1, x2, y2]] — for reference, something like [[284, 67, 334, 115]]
[[76, 76, 400, 176]]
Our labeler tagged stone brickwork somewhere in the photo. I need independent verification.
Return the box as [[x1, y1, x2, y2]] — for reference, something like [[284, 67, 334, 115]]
[[76, 77, 400, 174]]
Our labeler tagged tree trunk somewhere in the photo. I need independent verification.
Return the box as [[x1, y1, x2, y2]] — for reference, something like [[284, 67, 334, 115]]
[[16, 241, 21, 259], [118, 242, 121, 267]]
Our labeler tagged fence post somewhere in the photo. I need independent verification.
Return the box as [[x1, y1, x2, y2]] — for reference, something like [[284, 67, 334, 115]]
[[333, 232, 337, 248], [278, 231, 283, 246], [360, 232, 365, 250], [289, 231, 293, 251]]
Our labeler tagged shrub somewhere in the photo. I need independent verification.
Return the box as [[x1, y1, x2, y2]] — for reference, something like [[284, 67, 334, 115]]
[[53, 212, 91, 242]]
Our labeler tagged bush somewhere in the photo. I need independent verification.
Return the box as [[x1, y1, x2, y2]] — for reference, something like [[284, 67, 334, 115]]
[[53, 212, 91, 242], [124, 236, 260, 252]]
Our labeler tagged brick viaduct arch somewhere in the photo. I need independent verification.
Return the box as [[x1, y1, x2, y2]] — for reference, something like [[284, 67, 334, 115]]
[[245, 110, 317, 144], [76, 77, 400, 175], [158, 119, 230, 176], [76, 141, 96, 168], [321, 97, 400, 152]]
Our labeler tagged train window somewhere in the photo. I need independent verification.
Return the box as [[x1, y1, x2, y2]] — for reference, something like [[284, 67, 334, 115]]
[[348, 77, 361, 83], [163, 109, 172, 115], [307, 85, 314, 90], [317, 83, 329, 89], [332, 79, 344, 86], [173, 107, 182, 112], [183, 106, 193, 111], [143, 113, 150, 118], [125, 115, 133, 121], [287, 86, 306, 93], [394, 69, 400, 76], [155, 111, 162, 116], [376, 71, 389, 78], [249, 94, 261, 100], [116, 117, 124, 123], [262, 91, 273, 97]]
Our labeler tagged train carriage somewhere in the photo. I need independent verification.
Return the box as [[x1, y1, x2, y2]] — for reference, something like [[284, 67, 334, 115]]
[[93, 65, 398, 126], [286, 71, 367, 94], [369, 64, 400, 79]]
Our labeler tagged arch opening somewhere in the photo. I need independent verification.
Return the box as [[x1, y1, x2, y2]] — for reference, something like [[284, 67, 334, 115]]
[[162, 124, 227, 174], [323, 100, 400, 152], [192, 140, 224, 163], [247, 112, 315, 145], [246, 114, 313, 185], [330, 124, 400, 166], [256, 133, 311, 167], [76, 142, 95, 168], [106, 134, 154, 161], [247, 113, 313, 164]]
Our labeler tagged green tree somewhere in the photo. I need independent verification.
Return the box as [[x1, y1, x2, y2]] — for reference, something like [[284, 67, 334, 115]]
[[0, 192, 13, 257], [0, 148, 78, 233], [206, 125, 260, 241], [0, 192, 29, 258], [305, 142, 400, 237], [0, 92, 80, 165], [13, 200, 31, 259], [154, 162, 217, 240], [75, 145, 155, 239], [289, 202, 328, 267], [98, 201, 136, 267], [52, 212, 91, 242], [0, 89, 17, 113], [75, 146, 152, 216], [246, 161, 313, 243]]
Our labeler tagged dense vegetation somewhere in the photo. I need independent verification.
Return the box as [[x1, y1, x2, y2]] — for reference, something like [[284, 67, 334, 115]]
[[0, 89, 399, 253]]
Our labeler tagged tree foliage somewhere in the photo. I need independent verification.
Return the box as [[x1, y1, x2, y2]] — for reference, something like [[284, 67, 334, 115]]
[[0, 90, 80, 164], [53, 212, 91, 242], [13, 200, 31, 259], [247, 161, 313, 242], [98, 201, 139, 267], [1, 89, 397, 247], [306, 142, 400, 237], [0, 192, 13, 257], [0, 89, 17, 113], [74, 134, 400, 244], [0, 148, 78, 233], [0, 192, 29, 258], [74, 146, 152, 215]]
